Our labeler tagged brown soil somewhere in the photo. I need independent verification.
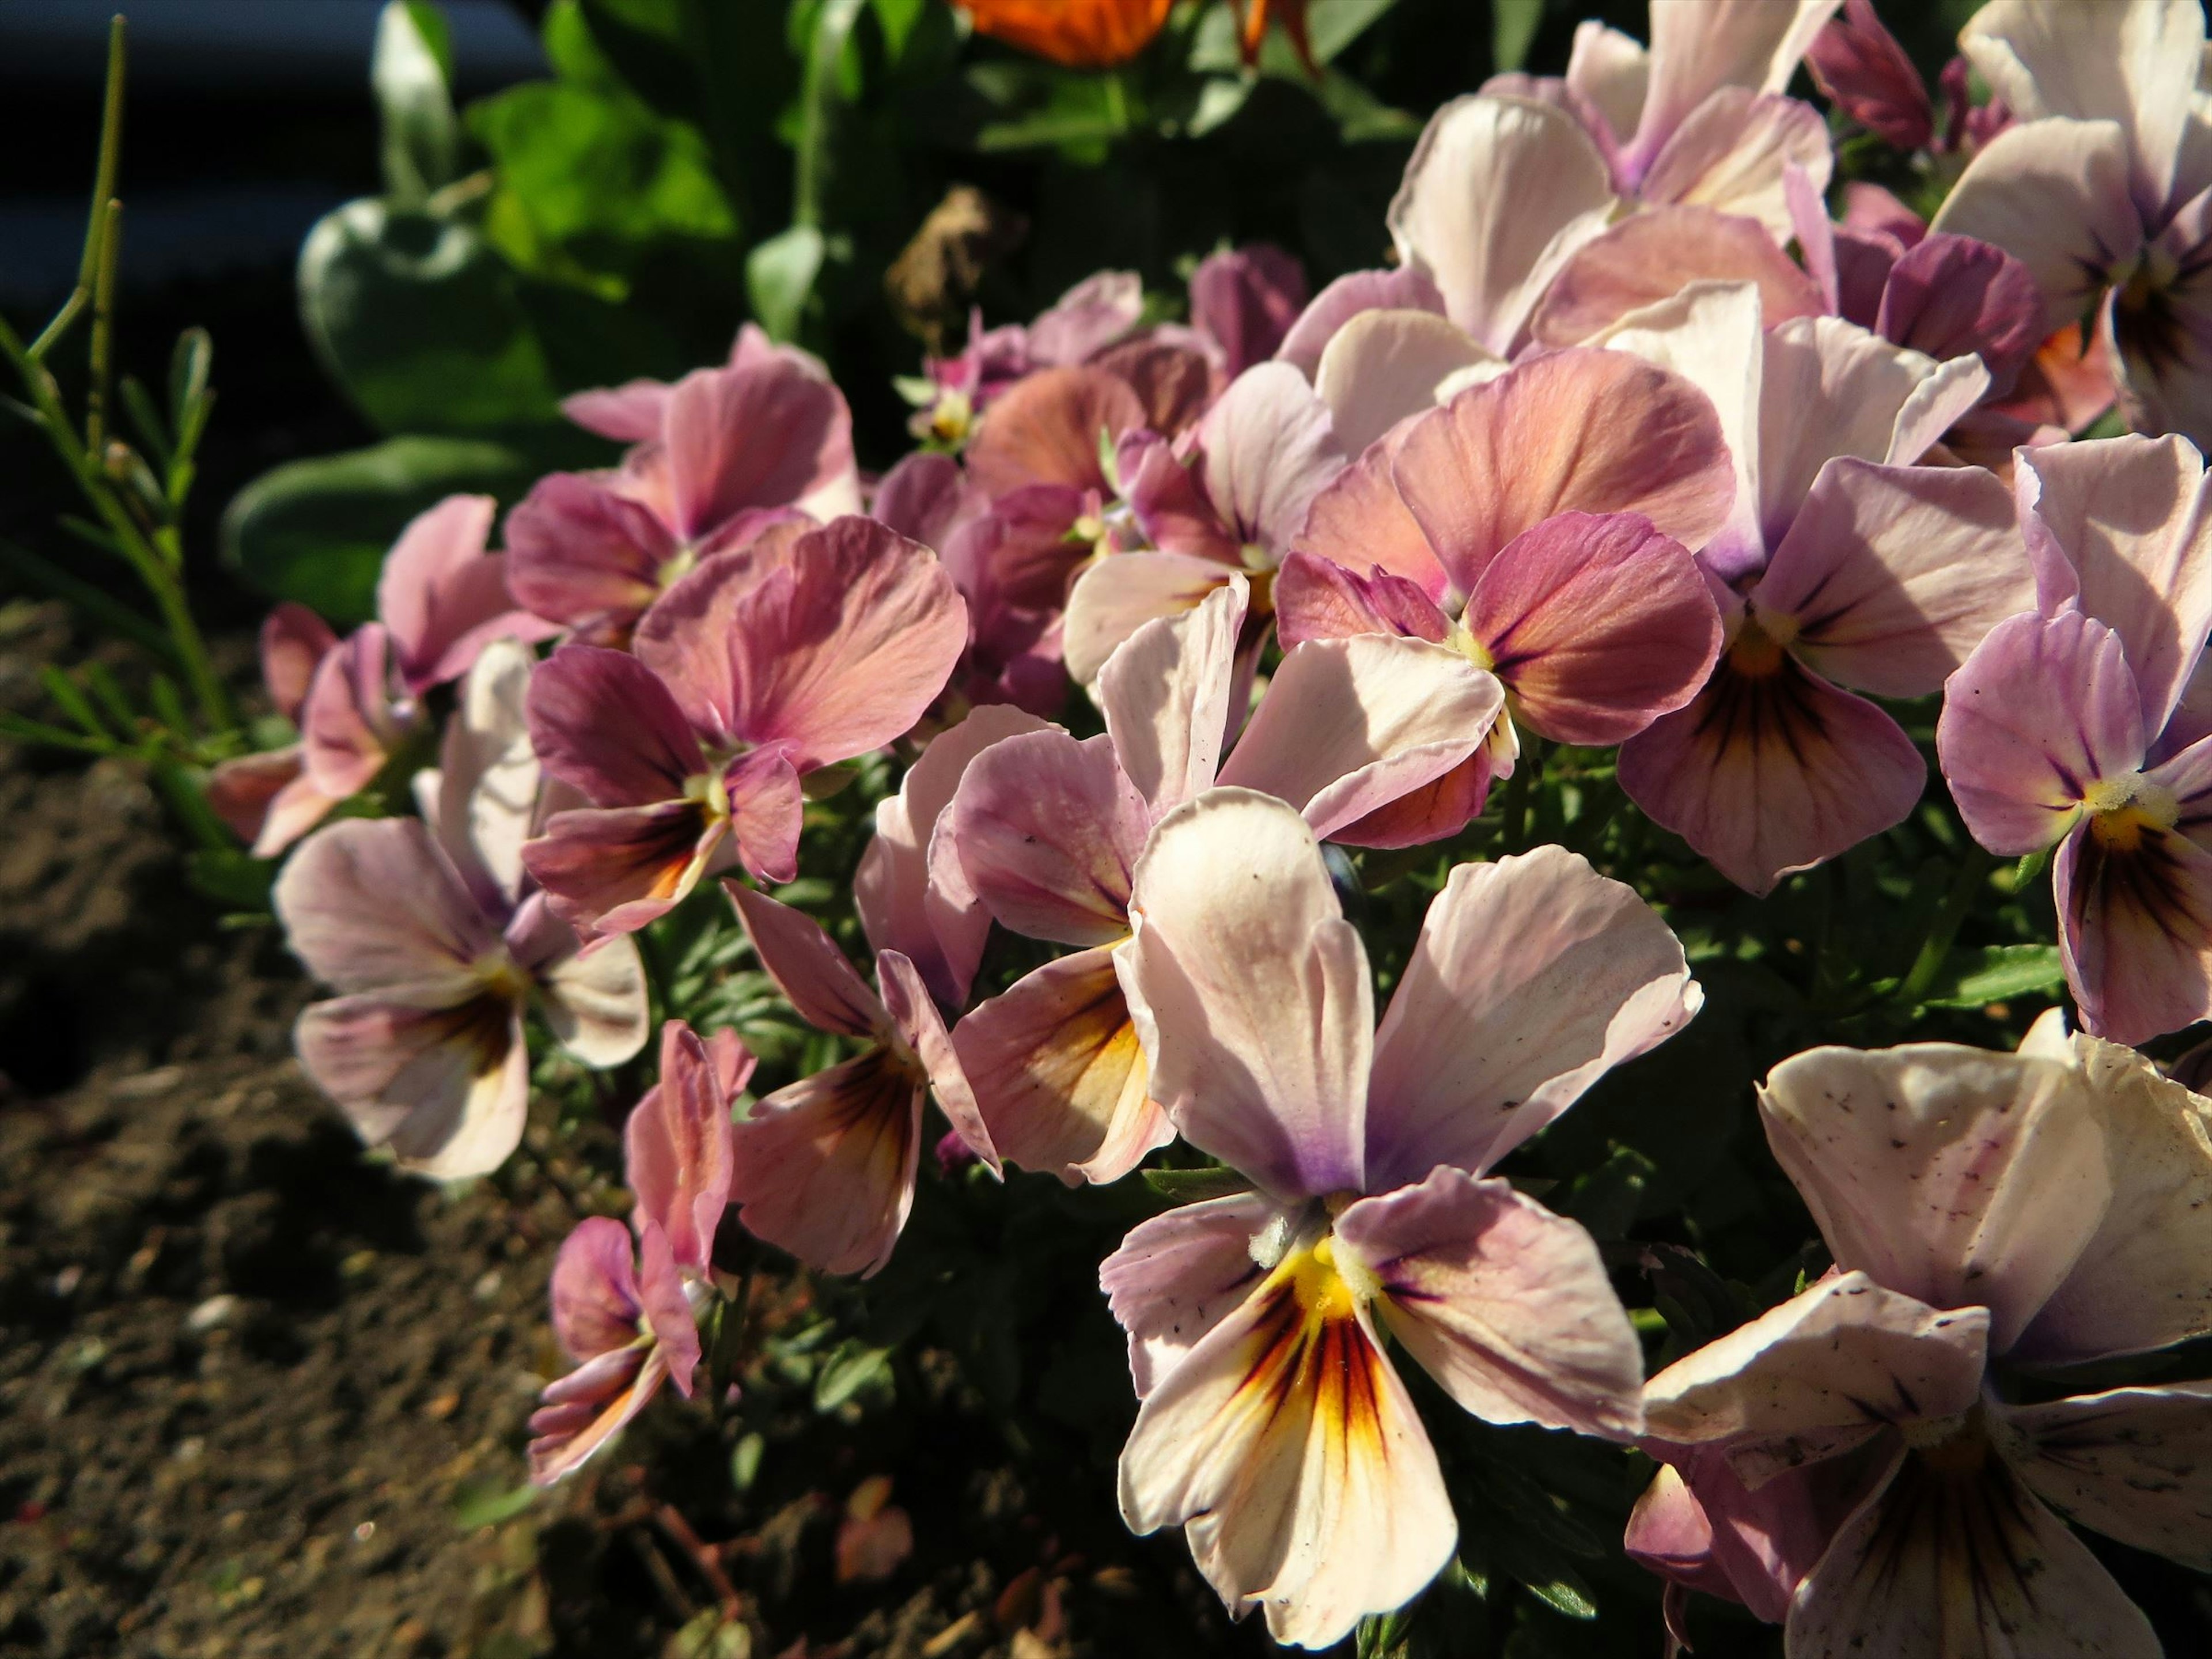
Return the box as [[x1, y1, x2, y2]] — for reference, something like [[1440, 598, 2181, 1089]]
[[0, 603, 1252, 1659]]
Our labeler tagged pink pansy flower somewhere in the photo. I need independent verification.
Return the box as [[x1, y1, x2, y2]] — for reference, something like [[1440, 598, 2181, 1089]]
[[1634, 1020, 2212, 1657], [914, 272, 1147, 445], [721, 882, 999, 1278], [528, 1017, 751, 1483], [942, 580, 1503, 1187], [1189, 245, 1309, 379], [1105, 789, 1699, 1647], [212, 496, 549, 855], [1804, 0, 1933, 151], [1277, 344, 1736, 821], [506, 335, 862, 645], [275, 643, 649, 1179], [1937, 434, 2212, 1044], [520, 517, 968, 938], [1060, 361, 1350, 682], [1931, 0, 2212, 445], [1592, 282, 2033, 893]]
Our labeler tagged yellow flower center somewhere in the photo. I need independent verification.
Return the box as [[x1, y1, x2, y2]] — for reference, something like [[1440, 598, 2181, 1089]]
[[2084, 772, 2179, 851], [1728, 616, 1793, 676]]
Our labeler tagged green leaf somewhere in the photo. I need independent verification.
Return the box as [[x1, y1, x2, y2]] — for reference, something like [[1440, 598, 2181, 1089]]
[[1560, 1145, 1655, 1242], [373, 1, 461, 204], [450, 1472, 539, 1531], [812, 1338, 895, 1412], [1516, 1566, 1597, 1622], [221, 435, 544, 621], [187, 849, 278, 913], [1917, 944, 2067, 1009], [746, 224, 826, 343], [299, 200, 564, 433], [1141, 1165, 1253, 1205], [1491, 0, 1547, 75]]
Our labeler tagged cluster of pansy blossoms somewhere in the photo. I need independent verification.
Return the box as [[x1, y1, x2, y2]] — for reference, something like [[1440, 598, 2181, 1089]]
[[209, 1, 2212, 1652]]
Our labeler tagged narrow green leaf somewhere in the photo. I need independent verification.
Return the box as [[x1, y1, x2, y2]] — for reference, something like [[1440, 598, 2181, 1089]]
[[745, 224, 826, 343], [1141, 1165, 1253, 1205], [1492, 0, 1547, 75], [812, 1338, 895, 1412], [1916, 944, 2067, 1009]]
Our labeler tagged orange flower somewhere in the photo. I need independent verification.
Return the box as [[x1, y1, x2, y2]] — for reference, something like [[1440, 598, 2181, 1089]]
[[956, 0, 1173, 67]]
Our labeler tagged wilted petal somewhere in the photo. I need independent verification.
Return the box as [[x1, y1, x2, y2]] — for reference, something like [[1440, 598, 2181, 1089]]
[[941, 730, 1149, 948], [1616, 649, 1926, 896], [966, 365, 1146, 499], [1392, 350, 1734, 600], [1365, 846, 1698, 1187], [1806, 0, 1934, 152], [523, 800, 724, 939], [527, 644, 706, 808], [1461, 511, 1722, 744], [1311, 309, 1494, 457], [1335, 1167, 1643, 1439], [1938, 612, 2146, 857], [1093, 336, 1217, 439], [2004, 1381, 2212, 1570], [662, 359, 858, 541], [1123, 790, 1372, 1204], [2058, 805, 2212, 1046], [1099, 577, 1247, 818], [1388, 94, 1618, 355], [1758, 1043, 2106, 1351], [953, 945, 1171, 1185], [1930, 117, 2142, 335], [504, 472, 677, 643], [1116, 1250, 1456, 1649], [726, 881, 884, 1039], [1275, 266, 1447, 380], [1218, 636, 1501, 840], [509, 893, 651, 1066], [1531, 206, 1825, 347], [1062, 550, 1241, 685], [296, 993, 529, 1180], [1753, 459, 2029, 699], [1638, 90, 1834, 241], [728, 1046, 921, 1278], [1787, 1445, 2158, 1659], [1100, 1190, 1278, 1395], [527, 1343, 664, 1486], [274, 817, 496, 998]]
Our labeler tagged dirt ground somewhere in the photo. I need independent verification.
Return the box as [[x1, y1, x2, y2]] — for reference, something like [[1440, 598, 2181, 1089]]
[[0, 600, 1253, 1659]]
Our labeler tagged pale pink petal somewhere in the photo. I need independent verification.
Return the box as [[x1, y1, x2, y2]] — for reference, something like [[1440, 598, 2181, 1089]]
[[377, 494, 508, 692], [953, 945, 1170, 1186], [1787, 1448, 2158, 1659], [207, 746, 308, 846], [2017, 1033, 2212, 1362], [1274, 267, 1446, 379], [727, 1046, 922, 1277], [1628, 1450, 1849, 1628], [726, 881, 883, 1040], [1938, 612, 2146, 856], [1627, 0, 1839, 172], [1061, 550, 1241, 685], [2014, 434, 2212, 735], [1753, 459, 2030, 698], [1195, 362, 1347, 558], [1099, 1190, 1278, 1395], [1387, 94, 1618, 355], [522, 800, 724, 940], [1290, 440, 1450, 603], [719, 519, 968, 769], [877, 947, 997, 1177], [1334, 1168, 1643, 1439], [512, 894, 651, 1066], [1532, 206, 1824, 347], [1638, 90, 1834, 241], [1460, 511, 1722, 745], [296, 994, 529, 1180], [631, 1222, 700, 1394], [260, 602, 336, 722], [1217, 636, 1501, 840], [298, 624, 401, 799], [965, 365, 1146, 499], [525, 644, 706, 807], [274, 816, 495, 997], [624, 1019, 736, 1272], [1272, 550, 1453, 648], [720, 744, 804, 886], [1365, 845, 1698, 1188], [1115, 1264, 1455, 1649], [1758, 1042, 2107, 1351], [2003, 1381, 2212, 1569], [1929, 117, 2142, 335], [662, 359, 857, 541], [940, 730, 1149, 948], [1391, 350, 1734, 601], [1093, 336, 1217, 440], [249, 767, 347, 858], [1025, 270, 1143, 365], [1617, 652, 1926, 894], [422, 638, 539, 911], [1097, 577, 1247, 818], [1191, 245, 1308, 378], [628, 542, 793, 739], [548, 1214, 646, 1360], [1310, 310, 1494, 457], [503, 473, 677, 643], [871, 450, 983, 551], [1642, 1274, 1988, 1474], [855, 704, 1050, 1006], [527, 1345, 665, 1484], [562, 381, 669, 442], [1752, 317, 1940, 550], [2058, 804, 2212, 1046], [1122, 790, 1372, 1203]]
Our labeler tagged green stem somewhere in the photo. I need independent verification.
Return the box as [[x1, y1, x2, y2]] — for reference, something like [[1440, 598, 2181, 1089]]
[[1896, 844, 1997, 1006]]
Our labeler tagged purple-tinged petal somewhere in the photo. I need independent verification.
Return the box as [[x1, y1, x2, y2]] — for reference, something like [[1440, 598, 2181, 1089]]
[[721, 744, 803, 886], [261, 602, 336, 722], [1195, 362, 1346, 559], [521, 800, 725, 940], [1119, 430, 1241, 565], [1461, 511, 1722, 745], [1628, 1449, 1855, 1628], [1026, 271, 1143, 366], [965, 365, 1145, 499], [624, 1019, 737, 1274], [1335, 1168, 1643, 1439], [1290, 440, 1451, 604], [1938, 612, 2146, 856], [1122, 790, 1371, 1204], [274, 816, 497, 997], [726, 881, 883, 1040], [1752, 317, 1943, 548], [562, 381, 668, 442], [1616, 649, 1926, 895], [377, 494, 537, 694], [2002, 1381, 2212, 1570], [1806, 0, 1934, 151], [1191, 244, 1308, 378], [207, 745, 308, 847], [1759, 1042, 2105, 1351], [728, 1046, 922, 1278], [941, 729, 1147, 950], [1876, 232, 2044, 397], [1099, 1190, 1277, 1395], [1755, 458, 2029, 699], [2058, 807, 2212, 1046], [1098, 577, 1246, 819], [548, 1214, 644, 1360], [526, 644, 706, 807], [870, 450, 984, 551], [1531, 205, 1824, 347], [632, 1221, 701, 1396], [503, 473, 677, 644], [1365, 846, 1698, 1188], [298, 624, 402, 799], [295, 993, 529, 1179], [952, 945, 1171, 1187], [527, 1344, 664, 1486], [662, 359, 858, 541], [878, 947, 997, 1176], [1274, 266, 1447, 380], [510, 893, 651, 1066], [1217, 636, 1501, 840], [1273, 550, 1452, 649], [631, 541, 798, 742], [1092, 336, 1217, 440]]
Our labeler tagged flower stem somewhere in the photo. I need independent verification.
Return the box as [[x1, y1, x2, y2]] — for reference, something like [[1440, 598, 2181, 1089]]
[[1896, 844, 1997, 1006]]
